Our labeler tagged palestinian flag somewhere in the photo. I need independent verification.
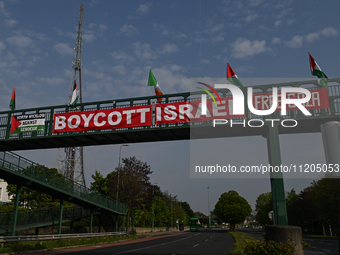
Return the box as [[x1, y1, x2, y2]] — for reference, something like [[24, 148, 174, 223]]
[[9, 88, 15, 111], [148, 69, 163, 103], [309, 52, 328, 87], [227, 63, 244, 87], [10, 113, 45, 134], [70, 80, 79, 107]]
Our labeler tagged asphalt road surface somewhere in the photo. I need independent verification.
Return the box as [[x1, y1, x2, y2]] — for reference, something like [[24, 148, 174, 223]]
[[36, 229, 233, 255]]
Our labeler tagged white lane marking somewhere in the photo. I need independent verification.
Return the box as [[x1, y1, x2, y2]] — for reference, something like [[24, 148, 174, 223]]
[[193, 244, 199, 248], [205, 239, 208, 242], [111, 235, 193, 255]]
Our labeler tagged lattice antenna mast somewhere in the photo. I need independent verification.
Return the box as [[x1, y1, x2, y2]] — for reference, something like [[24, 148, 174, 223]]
[[67, 4, 83, 105], [56, 4, 86, 187]]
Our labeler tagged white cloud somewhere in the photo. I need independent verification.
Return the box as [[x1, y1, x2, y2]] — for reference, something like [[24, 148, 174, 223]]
[[274, 20, 281, 27], [305, 32, 319, 43], [321, 27, 338, 37], [172, 32, 187, 40], [287, 19, 295, 25], [120, 24, 140, 36], [249, 0, 263, 6], [200, 59, 211, 65], [170, 64, 181, 72], [286, 35, 303, 48], [6, 35, 33, 48], [83, 33, 96, 43], [245, 14, 258, 22], [231, 38, 267, 59], [4, 19, 17, 27], [110, 50, 135, 62], [53, 43, 74, 56], [98, 24, 108, 32], [153, 23, 169, 35], [112, 65, 127, 75], [272, 37, 281, 44], [85, 69, 107, 80], [0, 1, 10, 18], [133, 42, 157, 60], [39, 77, 65, 87], [0, 41, 5, 52], [159, 43, 178, 54], [286, 27, 338, 48], [204, 23, 224, 34], [137, 4, 150, 15], [212, 35, 224, 43]]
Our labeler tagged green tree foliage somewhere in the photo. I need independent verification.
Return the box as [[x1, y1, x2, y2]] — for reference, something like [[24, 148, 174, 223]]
[[178, 201, 194, 218], [7, 165, 66, 209], [312, 178, 340, 227], [255, 178, 340, 235], [90, 156, 193, 229], [214, 190, 252, 230], [255, 192, 273, 226], [194, 211, 206, 218]]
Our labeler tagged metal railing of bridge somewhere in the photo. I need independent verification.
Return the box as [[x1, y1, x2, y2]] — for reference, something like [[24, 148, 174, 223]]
[[0, 151, 127, 214], [0, 205, 97, 234]]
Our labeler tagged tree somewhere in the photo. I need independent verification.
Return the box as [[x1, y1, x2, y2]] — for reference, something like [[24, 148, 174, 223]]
[[7, 165, 66, 209], [179, 201, 194, 219], [214, 190, 252, 230], [255, 192, 273, 226], [286, 188, 301, 226], [91, 156, 153, 231], [194, 211, 206, 218]]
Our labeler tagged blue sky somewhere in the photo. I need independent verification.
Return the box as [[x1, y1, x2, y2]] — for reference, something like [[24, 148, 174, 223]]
[[0, 0, 339, 214]]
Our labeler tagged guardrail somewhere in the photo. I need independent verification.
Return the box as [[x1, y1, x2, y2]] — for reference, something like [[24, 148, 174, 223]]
[[0, 231, 128, 244], [0, 151, 128, 214]]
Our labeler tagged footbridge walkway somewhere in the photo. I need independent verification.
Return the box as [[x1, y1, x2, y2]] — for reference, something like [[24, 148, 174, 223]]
[[0, 151, 127, 235]]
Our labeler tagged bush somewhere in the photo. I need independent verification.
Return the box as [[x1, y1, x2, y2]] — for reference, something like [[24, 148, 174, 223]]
[[0, 247, 14, 254], [244, 240, 295, 255]]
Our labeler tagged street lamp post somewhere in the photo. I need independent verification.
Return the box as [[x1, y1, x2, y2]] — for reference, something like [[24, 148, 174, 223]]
[[116, 144, 129, 205], [152, 182, 158, 233], [208, 186, 210, 228]]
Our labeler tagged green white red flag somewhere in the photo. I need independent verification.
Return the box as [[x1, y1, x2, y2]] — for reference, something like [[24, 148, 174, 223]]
[[9, 88, 15, 111], [226, 63, 244, 87], [70, 80, 79, 107], [309, 52, 328, 87], [148, 69, 163, 103]]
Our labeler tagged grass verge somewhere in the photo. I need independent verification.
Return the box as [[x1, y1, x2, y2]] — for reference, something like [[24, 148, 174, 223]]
[[0, 234, 136, 254], [228, 230, 261, 255]]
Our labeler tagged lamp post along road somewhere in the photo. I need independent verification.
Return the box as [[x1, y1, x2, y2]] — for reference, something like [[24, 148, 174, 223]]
[[116, 144, 129, 206], [152, 182, 158, 233], [208, 186, 210, 228]]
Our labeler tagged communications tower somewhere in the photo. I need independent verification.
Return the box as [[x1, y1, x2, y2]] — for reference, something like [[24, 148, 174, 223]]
[[56, 4, 86, 187]]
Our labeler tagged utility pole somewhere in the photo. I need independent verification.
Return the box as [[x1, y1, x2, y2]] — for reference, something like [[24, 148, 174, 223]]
[[208, 186, 210, 228], [56, 4, 86, 187]]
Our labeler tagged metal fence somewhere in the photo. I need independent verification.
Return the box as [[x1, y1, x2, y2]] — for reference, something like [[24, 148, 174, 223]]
[[0, 206, 96, 233], [0, 151, 127, 214], [0, 231, 128, 244]]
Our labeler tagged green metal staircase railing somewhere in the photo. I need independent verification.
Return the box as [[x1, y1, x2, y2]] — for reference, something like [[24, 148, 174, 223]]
[[0, 205, 97, 235], [0, 151, 127, 215]]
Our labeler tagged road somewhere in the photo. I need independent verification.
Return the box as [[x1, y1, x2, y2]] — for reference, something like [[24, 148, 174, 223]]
[[238, 227, 339, 255], [30, 229, 233, 255], [303, 237, 338, 255]]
